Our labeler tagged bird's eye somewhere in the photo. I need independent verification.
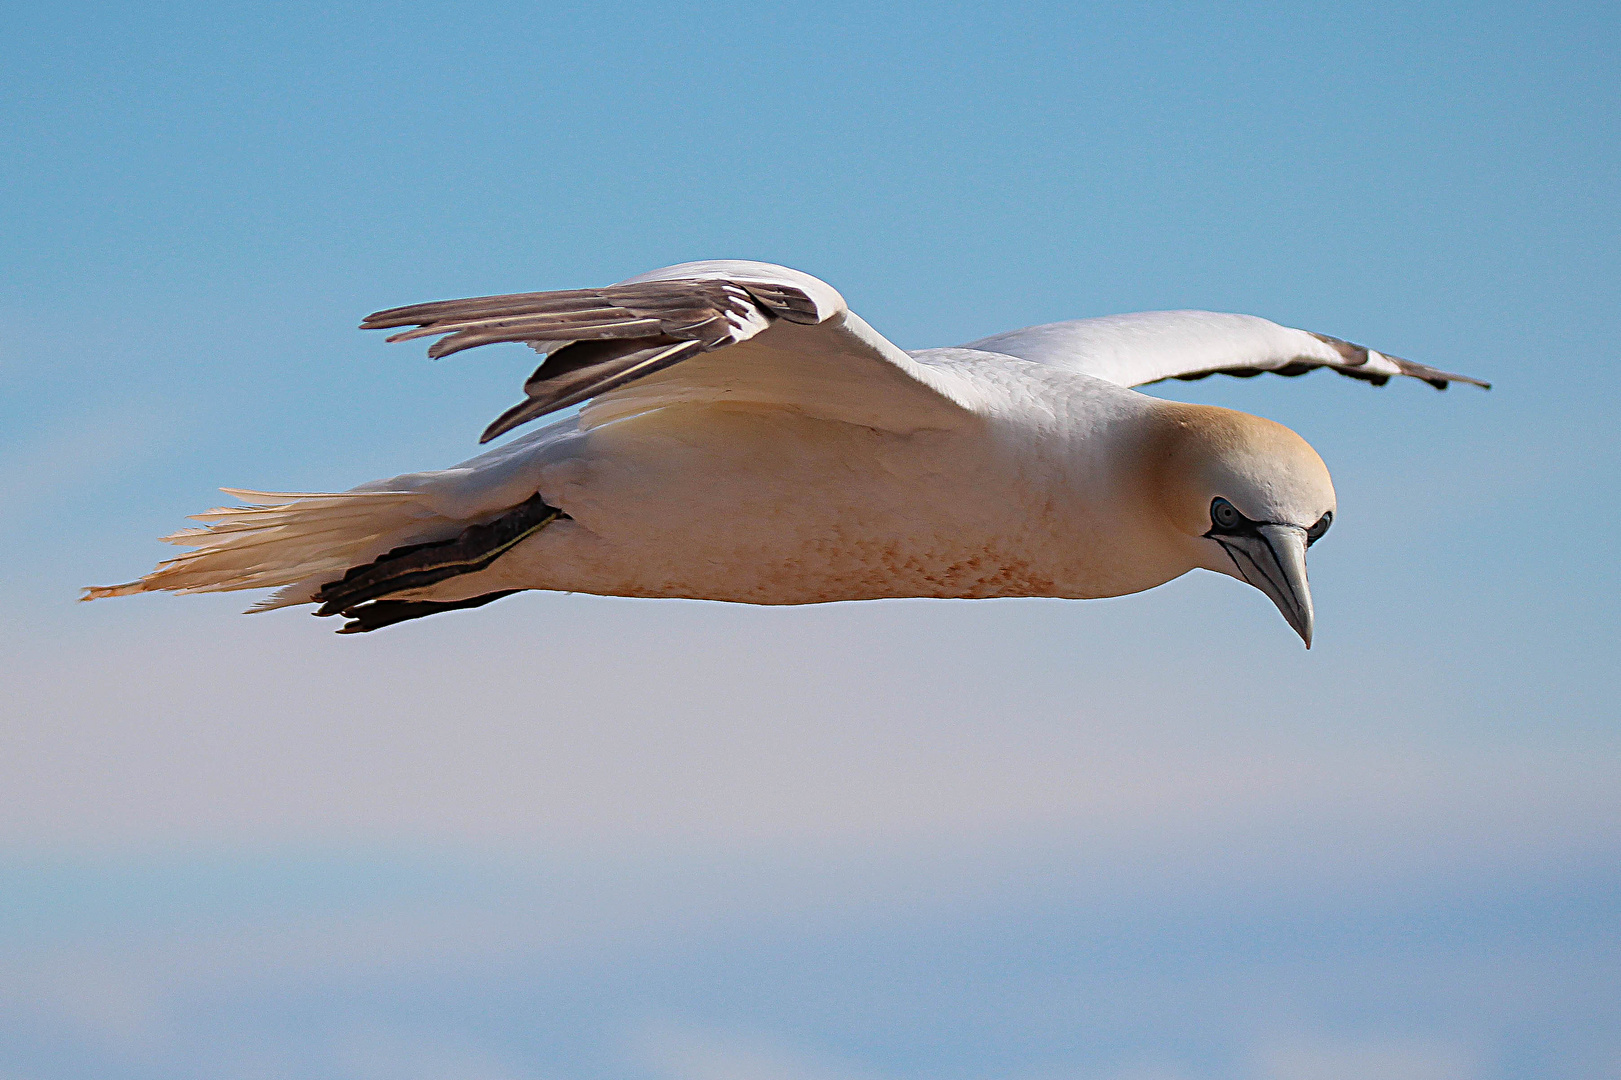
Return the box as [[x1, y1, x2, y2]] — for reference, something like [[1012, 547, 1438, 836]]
[[1306, 511, 1333, 545], [1210, 498, 1243, 531]]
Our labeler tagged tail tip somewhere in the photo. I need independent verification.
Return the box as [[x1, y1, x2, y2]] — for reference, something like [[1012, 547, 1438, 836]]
[[80, 582, 143, 602]]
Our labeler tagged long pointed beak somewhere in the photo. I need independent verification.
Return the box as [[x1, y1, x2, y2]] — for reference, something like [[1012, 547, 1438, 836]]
[[1218, 524, 1315, 648]]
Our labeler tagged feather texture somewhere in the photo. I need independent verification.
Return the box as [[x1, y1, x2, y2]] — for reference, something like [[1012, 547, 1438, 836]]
[[363, 274, 819, 441], [80, 489, 451, 605], [961, 311, 1490, 391]]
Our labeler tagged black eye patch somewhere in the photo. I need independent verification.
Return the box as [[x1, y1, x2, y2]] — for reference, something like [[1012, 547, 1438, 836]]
[[1208, 497, 1329, 542]]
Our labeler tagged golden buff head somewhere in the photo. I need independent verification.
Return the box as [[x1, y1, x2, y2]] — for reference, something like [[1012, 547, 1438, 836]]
[[1143, 403, 1337, 646]]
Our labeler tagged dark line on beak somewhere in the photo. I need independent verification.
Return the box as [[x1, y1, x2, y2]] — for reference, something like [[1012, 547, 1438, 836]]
[[1218, 541, 1248, 580], [1220, 541, 1270, 595], [1260, 527, 1307, 613]]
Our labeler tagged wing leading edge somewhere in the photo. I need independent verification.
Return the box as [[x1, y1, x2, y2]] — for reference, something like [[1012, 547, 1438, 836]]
[[963, 310, 1489, 391]]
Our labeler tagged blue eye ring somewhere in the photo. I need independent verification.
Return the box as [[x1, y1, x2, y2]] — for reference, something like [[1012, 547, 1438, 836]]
[[1306, 511, 1333, 545], [1210, 497, 1243, 531]]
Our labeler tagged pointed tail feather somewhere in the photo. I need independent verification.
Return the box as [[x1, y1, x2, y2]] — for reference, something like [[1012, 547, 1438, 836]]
[[81, 487, 469, 610]]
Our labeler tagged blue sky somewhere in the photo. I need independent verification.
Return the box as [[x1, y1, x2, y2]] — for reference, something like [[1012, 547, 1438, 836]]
[[2, 2, 1618, 1078]]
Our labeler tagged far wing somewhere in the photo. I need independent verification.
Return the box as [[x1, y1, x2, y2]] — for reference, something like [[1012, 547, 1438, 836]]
[[962, 310, 1489, 391], [365, 260, 973, 442]]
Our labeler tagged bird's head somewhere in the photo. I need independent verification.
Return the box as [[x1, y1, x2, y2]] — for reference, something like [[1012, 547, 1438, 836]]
[[1147, 404, 1336, 648]]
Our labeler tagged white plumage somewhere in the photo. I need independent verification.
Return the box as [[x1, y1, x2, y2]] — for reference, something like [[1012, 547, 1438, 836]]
[[85, 260, 1486, 644]]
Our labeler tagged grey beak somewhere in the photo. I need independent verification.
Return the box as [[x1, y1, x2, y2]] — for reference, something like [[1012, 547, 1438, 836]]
[[1218, 524, 1315, 648]]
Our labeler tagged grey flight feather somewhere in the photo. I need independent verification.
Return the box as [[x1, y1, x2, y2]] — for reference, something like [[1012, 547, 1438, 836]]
[[363, 277, 819, 442]]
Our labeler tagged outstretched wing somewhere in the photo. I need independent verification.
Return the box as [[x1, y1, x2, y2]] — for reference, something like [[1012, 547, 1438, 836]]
[[365, 260, 973, 442], [962, 310, 1489, 391]]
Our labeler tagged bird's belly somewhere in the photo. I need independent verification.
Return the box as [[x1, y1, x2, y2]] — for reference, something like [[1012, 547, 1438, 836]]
[[469, 406, 1179, 605], [525, 518, 1073, 606]]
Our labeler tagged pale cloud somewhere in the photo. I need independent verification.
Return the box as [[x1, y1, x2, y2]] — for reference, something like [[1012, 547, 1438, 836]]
[[9, 588, 1620, 892], [634, 1023, 878, 1080], [630, 1025, 1489, 1080], [329, 1025, 537, 1080], [0, 952, 171, 1060], [0, 883, 1603, 1080]]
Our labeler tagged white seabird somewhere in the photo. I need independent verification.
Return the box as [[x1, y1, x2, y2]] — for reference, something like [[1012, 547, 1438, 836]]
[[84, 260, 1488, 645]]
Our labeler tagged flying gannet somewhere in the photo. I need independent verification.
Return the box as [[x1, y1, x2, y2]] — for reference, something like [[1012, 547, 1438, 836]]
[[83, 260, 1488, 645]]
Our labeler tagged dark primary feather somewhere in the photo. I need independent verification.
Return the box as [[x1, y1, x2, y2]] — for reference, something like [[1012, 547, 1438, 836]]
[[1165, 330, 1491, 391], [364, 277, 820, 441]]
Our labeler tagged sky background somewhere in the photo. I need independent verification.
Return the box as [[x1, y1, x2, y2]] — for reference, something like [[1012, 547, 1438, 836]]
[[3, 1, 1619, 1078]]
